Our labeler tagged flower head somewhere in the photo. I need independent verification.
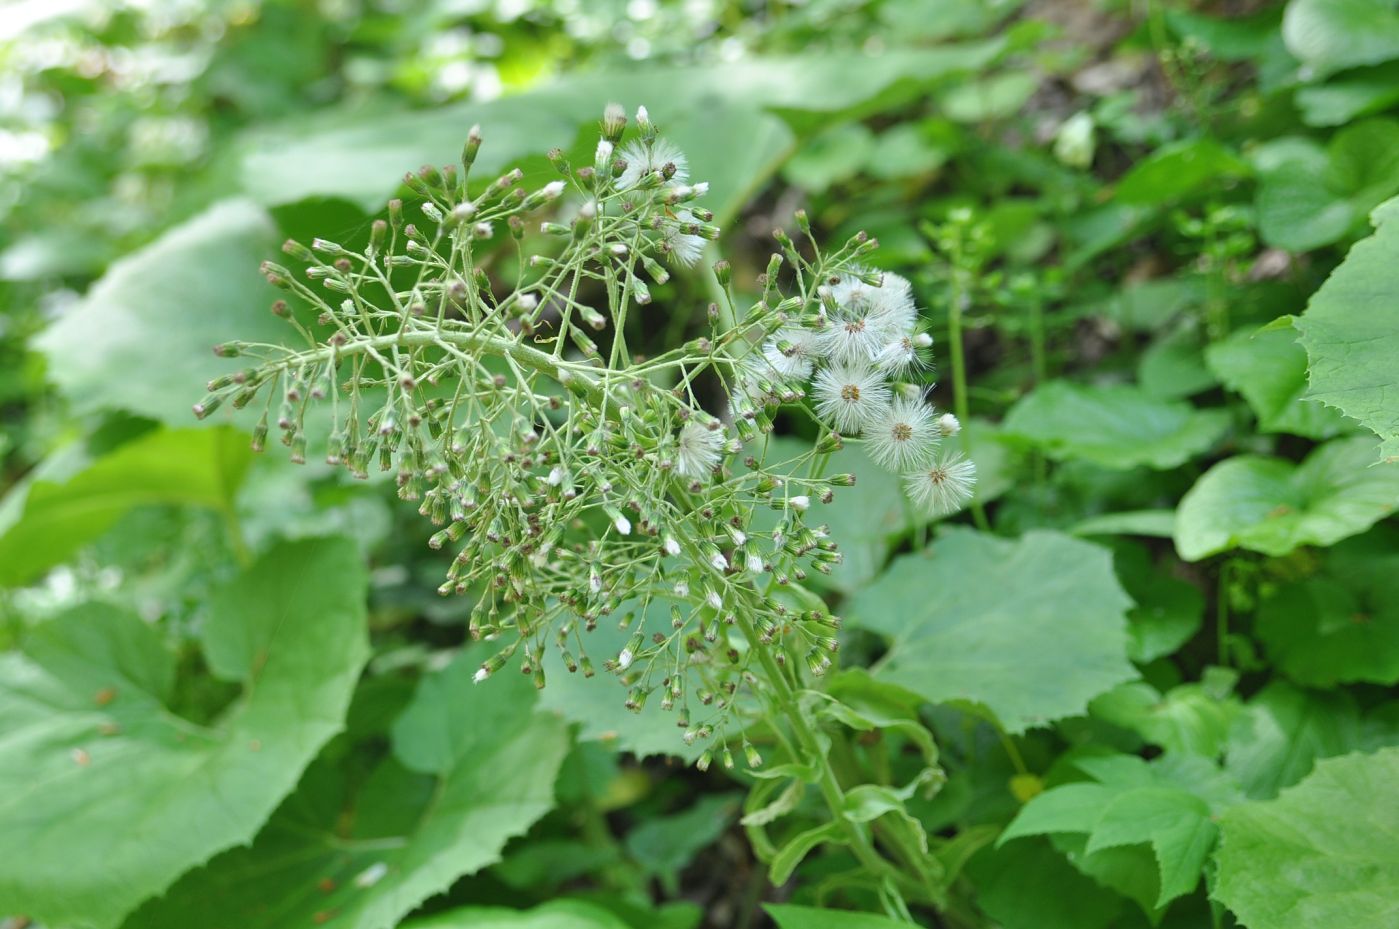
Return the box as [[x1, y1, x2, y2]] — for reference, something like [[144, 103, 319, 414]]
[[813, 363, 890, 435], [866, 397, 939, 471], [875, 330, 932, 377], [660, 209, 705, 266], [675, 420, 725, 479], [618, 137, 689, 190], [904, 453, 977, 516], [761, 325, 820, 382]]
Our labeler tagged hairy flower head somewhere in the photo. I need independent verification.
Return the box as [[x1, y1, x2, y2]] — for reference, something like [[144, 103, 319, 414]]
[[813, 363, 890, 435]]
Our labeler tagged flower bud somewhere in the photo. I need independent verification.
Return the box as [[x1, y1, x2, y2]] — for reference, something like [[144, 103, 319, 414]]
[[713, 259, 731, 287], [462, 124, 482, 171], [601, 102, 627, 142]]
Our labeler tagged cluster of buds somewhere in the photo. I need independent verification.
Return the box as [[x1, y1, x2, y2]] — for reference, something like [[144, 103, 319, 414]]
[[198, 104, 973, 756]]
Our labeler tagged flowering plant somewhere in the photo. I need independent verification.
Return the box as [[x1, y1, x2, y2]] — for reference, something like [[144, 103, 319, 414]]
[[199, 104, 974, 916]]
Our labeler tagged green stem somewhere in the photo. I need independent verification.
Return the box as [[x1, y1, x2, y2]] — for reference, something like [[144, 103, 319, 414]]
[[732, 609, 917, 921], [947, 275, 989, 532]]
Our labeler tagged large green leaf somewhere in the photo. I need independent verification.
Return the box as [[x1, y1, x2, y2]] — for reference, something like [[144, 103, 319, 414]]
[[129, 648, 569, 929], [0, 538, 368, 928], [0, 427, 252, 587], [1002, 381, 1228, 470], [1282, 0, 1399, 78], [1215, 747, 1399, 929], [1295, 196, 1399, 461], [238, 46, 1002, 210], [846, 528, 1136, 733], [1205, 325, 1352, 439], [1113, 542, 1204, 664], [35, 199, 284, 426], [1255, 526, 1399, 686], [1173, 437, 1399, 561], [1000, 754, 1242, 909]]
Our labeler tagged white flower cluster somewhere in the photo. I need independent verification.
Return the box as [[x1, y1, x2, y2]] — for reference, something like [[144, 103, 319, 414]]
[[752, 271, 976, 516]]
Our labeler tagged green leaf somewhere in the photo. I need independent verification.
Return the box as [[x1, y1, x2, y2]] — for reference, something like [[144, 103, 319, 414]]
[[1256, 122, 1399, 251], [129, 648, 569, 929], [846, 528, 1135, 733], [752, 437, 911, 594], [239, 46, 1002, 209], [1255, 526, 1399, 686], [1224, 683, 1370, 799], [1002, 381, 1229, 470], [534, 599, 702, 761], [1139, 326, 1219, 400], [0, 426, 252, 587], [1295, 195, 1399, 461], [0, 538, 368, 928], [1114, 138, 1249, 205], [1216, 747, 1399, 929], [765, 903, 908, 929], [35, 199, 285, 425], [404, 901, 631, 929], [1070, 509, 1177, 539], [966, 837, 1123, 929], [1090, 679, 1240, 757], [1002, 754, 1241, 909], [624, 794, 738, 891], [782, 123, 875, 193], [1173, 437, 1399, 561], [1113, 543, 1204, 663], [1282, 0, 1399, 78], [938, 71, 1038, 123], [1296, 62, 1399, 127], [1206, 325, 1352, 439]]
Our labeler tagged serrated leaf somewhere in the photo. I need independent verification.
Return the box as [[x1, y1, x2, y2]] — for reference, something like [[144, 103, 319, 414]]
[[1002, 754, 1241, 910], [129, 649, 568, 929], [1206, 325, 1352, 439], [1295, 195, 1399, 461], [1085, 788, 1214, 906], [847, 528, 1135, 733], [1174, 437, 1399, 561], [1002, 381, 1229, 470], [0, 538, 368, 928], [0, 426, 252, 587], [1216, 747, 1399, 929], [1255, 526, 1399, 686]]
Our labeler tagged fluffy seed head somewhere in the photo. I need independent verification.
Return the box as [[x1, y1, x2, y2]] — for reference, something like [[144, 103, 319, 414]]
[[675, 420, 725, 479], [761, 325, 820, 382], [904, 453, 977, 516], [618, 137, 689, 190], [813, 363, 890, 435], [866, 397, 939, 471]]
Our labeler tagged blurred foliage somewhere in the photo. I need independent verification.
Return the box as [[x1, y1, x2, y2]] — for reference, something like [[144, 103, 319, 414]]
[[5, 0, 1399, 927]]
